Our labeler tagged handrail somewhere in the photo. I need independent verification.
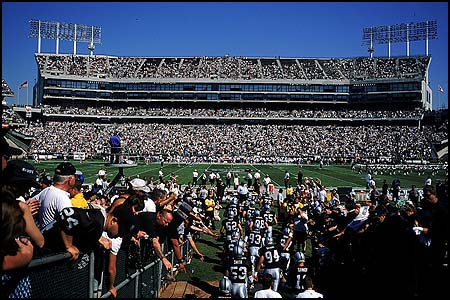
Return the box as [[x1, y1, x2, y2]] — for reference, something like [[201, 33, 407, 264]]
[[21, 237, 192, 298], [28, 251, 73, 268]]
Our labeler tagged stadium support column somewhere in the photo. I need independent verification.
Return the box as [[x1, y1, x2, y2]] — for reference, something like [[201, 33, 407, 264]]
[[387, 25, 391, 58], [88, 26, 95, 56], [56, 22, 60, 55], [74, 24, 77, 55], [406, 23, 410, 57], [425, 21, 429, 56], [38, 20, 41, 54], [368, 27, 374, 58]]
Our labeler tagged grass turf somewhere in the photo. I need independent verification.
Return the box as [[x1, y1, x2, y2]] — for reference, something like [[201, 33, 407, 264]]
[[29, 160, 446, 190]]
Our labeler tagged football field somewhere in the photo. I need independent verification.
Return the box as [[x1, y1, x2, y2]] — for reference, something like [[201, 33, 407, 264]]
[[28, 159, 446, 191]]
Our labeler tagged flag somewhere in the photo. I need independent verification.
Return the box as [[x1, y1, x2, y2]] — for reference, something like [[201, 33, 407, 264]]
[[438, 85, 444, 93], [19, 81, 28, 89]]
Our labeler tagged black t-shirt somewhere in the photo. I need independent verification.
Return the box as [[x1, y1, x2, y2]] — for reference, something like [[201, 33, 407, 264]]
[[43, 207, 105, 253], [138, 212, 158, 239], [167, 213, 184, 240], [138, 211, 183, 243]]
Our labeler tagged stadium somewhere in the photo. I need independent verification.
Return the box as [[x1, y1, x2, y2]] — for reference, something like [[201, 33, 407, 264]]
[[1, 16, 448, 299]]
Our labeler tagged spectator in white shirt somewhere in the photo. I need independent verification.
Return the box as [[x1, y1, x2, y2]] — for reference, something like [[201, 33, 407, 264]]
[[254, 273, 282, 298], [296, 276, 323, 298]]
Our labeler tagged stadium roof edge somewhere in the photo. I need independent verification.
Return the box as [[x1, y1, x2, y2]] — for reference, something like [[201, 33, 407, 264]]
[[34, 52, 431, 60]]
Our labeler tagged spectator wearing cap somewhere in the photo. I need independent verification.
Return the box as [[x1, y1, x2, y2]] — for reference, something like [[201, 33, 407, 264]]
[[130, 178, 155, 212], [2, 160, 45, 251], [34, 162, 76, 228], [108, 178, 151, 213], [1, 135, 22, 171], [31, 162, 79, 260], [1, 160, 41, 300], [95, 169, 107, 193]]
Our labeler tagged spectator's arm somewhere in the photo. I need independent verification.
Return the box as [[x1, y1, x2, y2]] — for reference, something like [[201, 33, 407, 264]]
[[170, 237, 186, 272], [187, 236, 204, 258], [108, 253, 117, 298], [189, 224, 204, 233], [188, 211, 202, 222], [18, 201, 44, 248], [152, 237, 171, 270], [98, 236, 112, 250], [282, 236, 293, 251], [26, 198, 40, 218], [158, 193, 176, 208], [60, 230, 79, 260]]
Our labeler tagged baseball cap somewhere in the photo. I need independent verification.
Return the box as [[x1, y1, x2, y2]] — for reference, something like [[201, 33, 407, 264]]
[[55, 162, 77, 176], [1, 135, 22, 157], [112, 204, 140, 238], [2, 159, 40, 187], [129, 178, 150, 193]]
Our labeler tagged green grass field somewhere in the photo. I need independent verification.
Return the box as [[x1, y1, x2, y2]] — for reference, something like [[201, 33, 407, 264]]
[[29, 159, 446, 190]]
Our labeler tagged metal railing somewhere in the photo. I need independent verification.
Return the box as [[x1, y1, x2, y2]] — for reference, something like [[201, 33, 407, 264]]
[[9, 238, 192, 298]]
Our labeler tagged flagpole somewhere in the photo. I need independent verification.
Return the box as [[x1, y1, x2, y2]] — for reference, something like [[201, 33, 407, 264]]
[[437, 85, 443, 110], [27, 85, 29, 106]]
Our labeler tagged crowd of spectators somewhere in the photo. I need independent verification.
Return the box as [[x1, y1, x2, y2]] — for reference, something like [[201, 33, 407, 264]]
[[2, 105, 27, 126], [2, 130, 448, 298], [35, 53, 430, 81], [2, 79, 14, 96], [14, 120, 438, 164], [1, 145, 220, 297], [423, 120, 449, 144], [40, 105, 425, 120]]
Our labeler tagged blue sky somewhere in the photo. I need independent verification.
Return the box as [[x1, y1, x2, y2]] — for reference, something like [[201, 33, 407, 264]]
[[2, 2, 448, 109]]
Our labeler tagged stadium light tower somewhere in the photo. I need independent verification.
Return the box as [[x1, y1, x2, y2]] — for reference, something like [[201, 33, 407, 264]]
[[29, 20, 101, 55], [362, 20, 437, 57]]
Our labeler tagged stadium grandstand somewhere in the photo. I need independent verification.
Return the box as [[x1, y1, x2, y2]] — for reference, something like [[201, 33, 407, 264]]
[[2, 79, 28, 156], [5, 52, 447, 166]]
